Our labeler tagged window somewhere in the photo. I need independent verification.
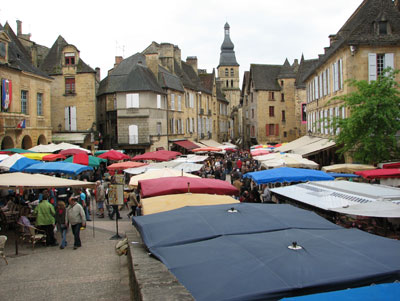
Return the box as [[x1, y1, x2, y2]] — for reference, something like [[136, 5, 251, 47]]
[[231, 80, 233, 87], [251, 109, 254, 119], [0, 42, 6, 58], [226, 80, 229, 87], [190, 93, 194, 108], [191, 118, 195, 133], [280, 80, 284, 87], [281, 93, 285, 102], [128, 124, 138, 144], [157, 122, 162, 136], [269, 92, 275, 101], [64, 52, 75, 65], [126, 93, 139, 108], [368, 53, 394, 81], [302, 104, 307, 123], [37, 93, 43, 116], [170, 118, 175, 134], [266, 124, 275, 136], [281, 110, 285, 121], [171, 94, 175, 110], [64, 106, 77, 131], [21, 90, 28, 114], [230, 68, 234, 76], [269, 106, 274, 117], [225, 68, 228, 76], [283, 131, 287, 138], [251, 126, 255, 137], [378, 21, 387, 35], [65, 78, 75, 94], [332, 59, 343, 91]]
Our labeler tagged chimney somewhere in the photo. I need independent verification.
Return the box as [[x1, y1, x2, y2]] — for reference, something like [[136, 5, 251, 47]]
[[95, 67, 101, 82], [329, 34, 337, 46], [16, 20, 22, 36], [174, 46, 182, 69], [114, 56, 123, 68], [145, 52, 159, 77], [186, 56, 198, 74]]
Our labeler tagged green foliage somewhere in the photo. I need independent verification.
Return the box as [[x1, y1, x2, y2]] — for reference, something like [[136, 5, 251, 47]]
[[332, 68, 400, 165]]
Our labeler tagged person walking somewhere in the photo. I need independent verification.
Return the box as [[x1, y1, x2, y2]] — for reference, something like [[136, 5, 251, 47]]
[[55, 201, 68, 249], [66, 196, 86, 250], [34, 189, 57, 246]]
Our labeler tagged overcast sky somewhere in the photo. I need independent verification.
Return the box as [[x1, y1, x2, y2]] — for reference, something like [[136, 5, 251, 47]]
[[2, 0, 362, 81]]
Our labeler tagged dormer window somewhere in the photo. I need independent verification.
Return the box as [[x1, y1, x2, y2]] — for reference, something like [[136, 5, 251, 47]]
[[65, 52, 75, 65], [379, 21, 387, 35], [0, 42, 6, 58]]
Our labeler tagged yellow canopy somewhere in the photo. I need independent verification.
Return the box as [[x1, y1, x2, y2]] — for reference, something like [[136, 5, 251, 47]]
[[321, 163, 376, 173], [141, 193, 239, 215], [129, 168, 200, 187], [20, 153, 53, 160]]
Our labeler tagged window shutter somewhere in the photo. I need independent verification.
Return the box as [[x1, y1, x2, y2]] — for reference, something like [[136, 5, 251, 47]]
[[129, 125, 138, 144], [327, 68, 330, 94], [65, 107, 70, 131], [126, 94, 131, 108], [71, 106, 77, 131], [157, 95, 161, 109], [368, 53, 377, 82], [132, 93, 139, 108], [339, 59, 343, 89], [275, 124, 279, 136], [384, 53, 394, 69], [266, 124, 269, 136]]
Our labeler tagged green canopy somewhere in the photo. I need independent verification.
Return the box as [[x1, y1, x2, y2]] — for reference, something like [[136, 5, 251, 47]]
[[2, 148, 36, 153], [64, 155, 107, 167]]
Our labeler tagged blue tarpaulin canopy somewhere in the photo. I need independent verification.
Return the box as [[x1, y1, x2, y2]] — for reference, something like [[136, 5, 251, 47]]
[[133, 203, 340, 249], [133, 203, 400, 300], [23, 161, 92, 175], [243, 167, 335, 185], [327, 172, 360, 178], [282, 282, 400, 300]]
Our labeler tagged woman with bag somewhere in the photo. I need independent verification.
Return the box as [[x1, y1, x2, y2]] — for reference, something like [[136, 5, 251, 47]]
[[55, 201, 68, 249]]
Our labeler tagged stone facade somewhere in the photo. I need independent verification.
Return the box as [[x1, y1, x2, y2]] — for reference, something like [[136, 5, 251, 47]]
[[0, 23, 52, 150]]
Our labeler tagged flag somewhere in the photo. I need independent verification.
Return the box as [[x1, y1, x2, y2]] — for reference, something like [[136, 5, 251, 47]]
[[2, 79, 12, 110], [17, 119, 26, 129]]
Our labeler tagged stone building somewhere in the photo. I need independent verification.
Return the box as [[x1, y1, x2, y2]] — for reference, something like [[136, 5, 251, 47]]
[[0, 22, 52, 149], [240, 57, 316, 148], [39, 36, 98, 150], [304, 0, 400, 164], [97, 42, 227, 154], [216, 23, 241, 142]]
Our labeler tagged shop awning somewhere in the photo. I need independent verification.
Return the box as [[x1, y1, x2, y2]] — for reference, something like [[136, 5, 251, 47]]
[[274, 135, 320, 153], [52, 133, 88, 144], [291, 138, 336, 157], [173, 140, 199, 150]]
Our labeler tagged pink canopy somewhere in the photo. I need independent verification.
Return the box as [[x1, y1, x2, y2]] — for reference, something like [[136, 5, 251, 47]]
[[131, 150, 181, 162], [355, 169, 400, 179], [251, 149, 271, 156], [139, 176, 239, 198], [107, 161, 147, 171], [98, 150, 130, 161]]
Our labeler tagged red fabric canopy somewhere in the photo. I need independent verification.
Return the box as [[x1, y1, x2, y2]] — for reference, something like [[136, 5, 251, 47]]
[[131, 150, 181, 162], [354, 169, 400, 179], [98, 150, 130, 161], [139, 176, 239, 198], [72, 153, 89, 165], [42, 154, 67, 162], [59, 148, 89, 156], [173, 140, 199, 150], [192, 147, 222, 153], [107, 161, 147, 171], [382, 162, 400, 169]]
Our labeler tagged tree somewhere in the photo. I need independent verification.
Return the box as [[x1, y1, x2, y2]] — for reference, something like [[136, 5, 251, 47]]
[[332, 68, 400, 165]]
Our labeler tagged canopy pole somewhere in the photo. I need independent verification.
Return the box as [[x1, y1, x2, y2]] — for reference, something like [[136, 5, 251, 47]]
[[187, 182, 190, 193]]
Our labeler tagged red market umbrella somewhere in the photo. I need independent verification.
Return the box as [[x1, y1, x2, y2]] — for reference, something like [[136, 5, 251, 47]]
[[42, 154, 67, 162], [131, 150, 181, 162], [98, 150, 130, 161], [354, 169, 400, 180], [192, 147, 222, 153], [139, 176, 239, 198], [59, 148, 89, 156], [107, 161, 148, 171], [71, 153, 89, 165]]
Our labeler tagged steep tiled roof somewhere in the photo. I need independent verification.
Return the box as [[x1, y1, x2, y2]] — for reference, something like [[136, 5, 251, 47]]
[[1, 23, 51, 79], [159, 65, 184, 92], [305, 0, 400, 80], [250, 64, 282, 91], [278, 58, 296, 79], [216, 82, 229, 103], [97, 53, 164, 96], [40, 35, 95, 75], [295, 57, 319, 88]]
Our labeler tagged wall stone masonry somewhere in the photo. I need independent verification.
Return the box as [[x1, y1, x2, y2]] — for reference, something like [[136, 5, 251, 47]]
[[126, 229, 194, 301]]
